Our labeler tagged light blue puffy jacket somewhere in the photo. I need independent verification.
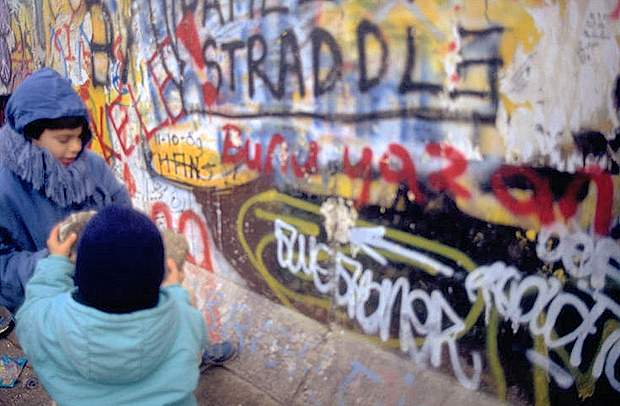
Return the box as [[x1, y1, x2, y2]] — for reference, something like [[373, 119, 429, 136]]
[[16, 255, 208, 406]]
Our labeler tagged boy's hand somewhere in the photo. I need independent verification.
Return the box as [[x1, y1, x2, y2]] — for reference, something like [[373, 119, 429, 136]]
[[47, 224, 77, 257], [162, 258, 182, 286]]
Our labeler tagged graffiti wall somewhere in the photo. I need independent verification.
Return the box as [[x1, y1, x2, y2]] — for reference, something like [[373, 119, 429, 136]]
[[2, 0, 620, 404]]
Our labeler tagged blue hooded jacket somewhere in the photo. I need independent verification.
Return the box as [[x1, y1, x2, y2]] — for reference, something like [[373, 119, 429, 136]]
[[0, 68, 131, 312]]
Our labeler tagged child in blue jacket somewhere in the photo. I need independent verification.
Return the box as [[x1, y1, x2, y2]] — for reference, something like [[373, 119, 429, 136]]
[[0, 67, 130, 312], [16, 205, 207, 406]]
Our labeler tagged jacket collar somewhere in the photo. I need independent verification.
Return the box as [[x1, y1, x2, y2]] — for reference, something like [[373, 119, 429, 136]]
[[0, 124, 96, 207]]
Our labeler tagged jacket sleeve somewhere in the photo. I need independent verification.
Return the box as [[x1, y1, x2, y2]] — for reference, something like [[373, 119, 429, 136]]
[[165, 285, 209, 349], [15, 255, 74, 315], [15, 255, 74, 364], [92, 153, 131, 206], [109, 175, 131, 206], [0, 226, 48, 312]]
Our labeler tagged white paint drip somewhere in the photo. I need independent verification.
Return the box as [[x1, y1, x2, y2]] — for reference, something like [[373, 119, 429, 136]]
[[320, 197, 358, 244]]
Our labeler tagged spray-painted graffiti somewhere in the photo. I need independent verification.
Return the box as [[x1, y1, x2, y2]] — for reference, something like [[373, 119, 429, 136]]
[[536, 225, 620, 290], [216, 186, 620, 403], [217, 124, 617, 233], [3, 0, 620, 405], [275, 217, 482, 389], [467, 262, 620, 393], [144, 1, 501, 121]]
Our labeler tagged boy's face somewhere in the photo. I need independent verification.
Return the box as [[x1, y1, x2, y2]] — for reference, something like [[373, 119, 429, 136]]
[[33, 127, 83, 166]]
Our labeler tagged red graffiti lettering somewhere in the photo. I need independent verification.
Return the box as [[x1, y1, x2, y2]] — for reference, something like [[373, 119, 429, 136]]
[[264, 134, 287, 175], [584, 166, 613, 235], [425, 143, 471, 199], [379, 143, 424, 204], [493, 165, 612, 235], [558, 173, 590, 221], [222, 126, 303, 176], [89, 105, 121, 163], [217, 125, 614, 235], [176, 12, 205, 70], [146, 38, 184, 126], [491, 166, 554, 225], [179, 210, 214, 272], [222, 124, 246, 165], [175, 12, 218, 107], [343, 146, 373, 205], [106, 92, 138, 156], [291, 141, 319, 178], [122, 163, 137, 198], [611, 0, 620, 20], [246, 140, 263, 171]]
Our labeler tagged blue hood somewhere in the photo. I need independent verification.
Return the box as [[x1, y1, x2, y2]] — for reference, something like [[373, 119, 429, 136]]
[[5, 67, 91, 143], [0, 68, 98, 207]]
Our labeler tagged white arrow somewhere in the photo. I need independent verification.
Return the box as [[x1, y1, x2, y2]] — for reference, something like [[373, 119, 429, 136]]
[[348, 226, 454, 277]]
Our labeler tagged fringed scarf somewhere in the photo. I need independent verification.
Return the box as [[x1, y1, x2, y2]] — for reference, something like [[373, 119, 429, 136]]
[[0, 125, 96, 208]]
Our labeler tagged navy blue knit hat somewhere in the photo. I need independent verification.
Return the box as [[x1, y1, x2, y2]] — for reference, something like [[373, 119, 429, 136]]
[[74, 205, 165, 313]]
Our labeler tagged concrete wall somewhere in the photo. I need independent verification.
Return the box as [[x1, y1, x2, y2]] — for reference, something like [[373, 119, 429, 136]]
[[1, 0, 619, 404]]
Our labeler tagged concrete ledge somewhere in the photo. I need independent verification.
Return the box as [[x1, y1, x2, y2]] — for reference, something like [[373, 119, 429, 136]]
[[189, 265, 506, 406]]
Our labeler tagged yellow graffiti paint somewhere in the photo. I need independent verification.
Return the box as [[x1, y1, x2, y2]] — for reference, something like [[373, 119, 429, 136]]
[[148, 137, 257, 188], [457, 190, 541, 230], [487, 309, 507, 400], [253, 208, 320, 236], [81, 86, 112, 158], [552, 269, 567, 284], [572, 319, 620, 400], [525, 229, 537, 241], [533, 317, 551, 406], [500, 94, 533, 117]]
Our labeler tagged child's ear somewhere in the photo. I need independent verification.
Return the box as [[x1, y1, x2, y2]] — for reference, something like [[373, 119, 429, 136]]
[[166, 258, 178, 274], [162, 257, 182, 287]]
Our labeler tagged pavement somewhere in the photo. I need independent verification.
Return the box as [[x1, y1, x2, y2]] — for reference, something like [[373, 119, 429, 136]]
[[0, 265, 507, 406]]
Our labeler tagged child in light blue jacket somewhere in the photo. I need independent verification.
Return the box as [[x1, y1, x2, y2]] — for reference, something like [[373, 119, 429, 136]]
[[16, 205, 207, 406]]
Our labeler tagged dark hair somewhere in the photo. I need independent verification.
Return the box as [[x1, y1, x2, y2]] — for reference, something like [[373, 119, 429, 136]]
[[23, 116, 91, 142]]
